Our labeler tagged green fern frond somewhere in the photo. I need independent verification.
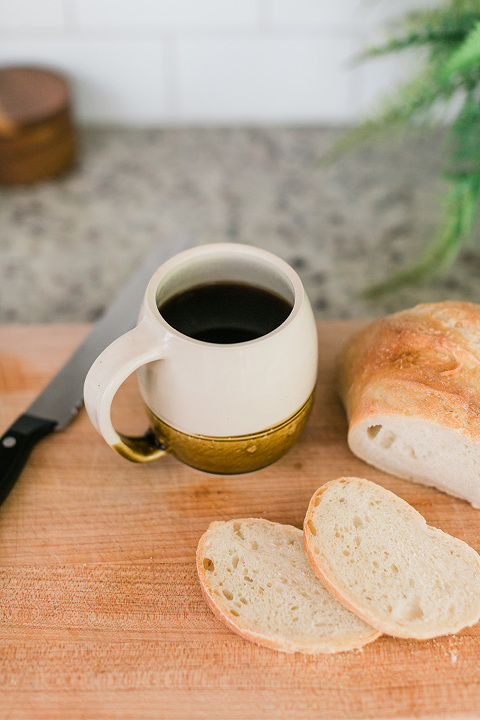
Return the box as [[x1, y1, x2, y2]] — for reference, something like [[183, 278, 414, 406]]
[[401, 8, 479, 38], [446, 95, 480, 174], [327, 0, 480, 292], [442, 20, 480, 76], [324, 66, 457, 164], [360, 2, 480, 61], [360, 31, 462, 59]]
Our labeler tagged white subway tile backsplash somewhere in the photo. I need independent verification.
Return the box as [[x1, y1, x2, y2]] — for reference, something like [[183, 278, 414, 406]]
[[0, 38, 167, 124], [358, 0, 440, 31], [176, 34, 356, 123], [71, 0, 260, 30], [0, 0, 421, 124], [269, 0, 439, 33], [351, 0, 434, 118], [0, 0, 66, 30], [352, 48, 414, 119], [270, 0, 363, 29]]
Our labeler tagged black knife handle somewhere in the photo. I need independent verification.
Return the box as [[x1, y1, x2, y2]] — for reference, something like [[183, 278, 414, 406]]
[[0, 413, 57, 506]]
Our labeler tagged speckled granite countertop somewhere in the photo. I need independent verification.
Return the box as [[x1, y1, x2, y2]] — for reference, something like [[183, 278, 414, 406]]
[[1, 126, 479, 324]]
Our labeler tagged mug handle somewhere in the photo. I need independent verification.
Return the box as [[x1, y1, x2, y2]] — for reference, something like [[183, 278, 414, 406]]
[[83, 319, 168, 462]]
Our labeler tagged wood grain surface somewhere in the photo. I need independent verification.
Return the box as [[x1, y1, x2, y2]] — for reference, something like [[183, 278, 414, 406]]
[[1, 323, 480, 720]]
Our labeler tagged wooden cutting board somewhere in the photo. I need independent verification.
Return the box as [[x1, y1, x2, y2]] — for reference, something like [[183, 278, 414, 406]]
[[1, 323, 480, 720]]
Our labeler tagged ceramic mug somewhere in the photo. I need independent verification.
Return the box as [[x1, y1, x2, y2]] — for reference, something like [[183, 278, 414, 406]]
[[84, 243, 318, 474]]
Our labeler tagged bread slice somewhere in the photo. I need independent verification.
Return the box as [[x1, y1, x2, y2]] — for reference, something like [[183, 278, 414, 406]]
[[196, 518, 380, 654], [304, 477, 480, 639], [337, 302, 480, 507]]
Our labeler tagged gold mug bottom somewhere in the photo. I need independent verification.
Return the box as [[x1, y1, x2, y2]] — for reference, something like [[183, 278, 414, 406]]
[[148, 392, 314, 473], [115, 392, 314, 473]]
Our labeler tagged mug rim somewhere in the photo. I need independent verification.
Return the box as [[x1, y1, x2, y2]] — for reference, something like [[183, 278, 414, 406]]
[[144, 242, 305, 348]]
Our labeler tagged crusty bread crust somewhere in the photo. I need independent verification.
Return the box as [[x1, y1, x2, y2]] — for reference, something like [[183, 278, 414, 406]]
[[197, 518, 380, 654], [337, 302, 480, 504], [304, 477, 480, 639], [338, 301, 480, 442]]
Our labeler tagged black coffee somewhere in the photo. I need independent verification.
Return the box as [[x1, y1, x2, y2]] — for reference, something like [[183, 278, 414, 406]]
[[159, 282, 293, 344]]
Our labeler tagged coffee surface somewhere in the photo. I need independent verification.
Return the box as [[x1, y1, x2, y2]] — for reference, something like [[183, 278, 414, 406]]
[[158, 282, 293, 343]]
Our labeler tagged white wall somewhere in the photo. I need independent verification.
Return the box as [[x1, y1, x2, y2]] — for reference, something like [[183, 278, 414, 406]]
[[0, 0, 434, 125]]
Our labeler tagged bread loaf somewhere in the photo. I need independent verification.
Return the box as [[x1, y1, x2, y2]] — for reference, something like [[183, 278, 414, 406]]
[[304, 477, 480, 639], [337, 302, 480, 507], [196, 518, 380, 654]]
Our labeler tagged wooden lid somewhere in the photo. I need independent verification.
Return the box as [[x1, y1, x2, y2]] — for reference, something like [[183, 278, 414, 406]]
[[0, 65, 71, 136]]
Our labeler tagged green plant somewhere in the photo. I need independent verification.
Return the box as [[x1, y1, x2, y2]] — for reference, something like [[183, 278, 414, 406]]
[[332, 0, 480, 297]]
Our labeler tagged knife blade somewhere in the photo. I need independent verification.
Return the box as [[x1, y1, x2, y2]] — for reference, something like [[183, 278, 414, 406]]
[[0, 235, 192, 507]]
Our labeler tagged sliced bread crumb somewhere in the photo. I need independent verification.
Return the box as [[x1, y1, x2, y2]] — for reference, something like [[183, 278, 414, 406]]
[[304, 477, 480, 639], [197, 517, 380, 654]]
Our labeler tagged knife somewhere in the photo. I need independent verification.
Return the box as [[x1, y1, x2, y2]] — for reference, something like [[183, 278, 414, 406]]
[[0, 235, 192, 507]]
